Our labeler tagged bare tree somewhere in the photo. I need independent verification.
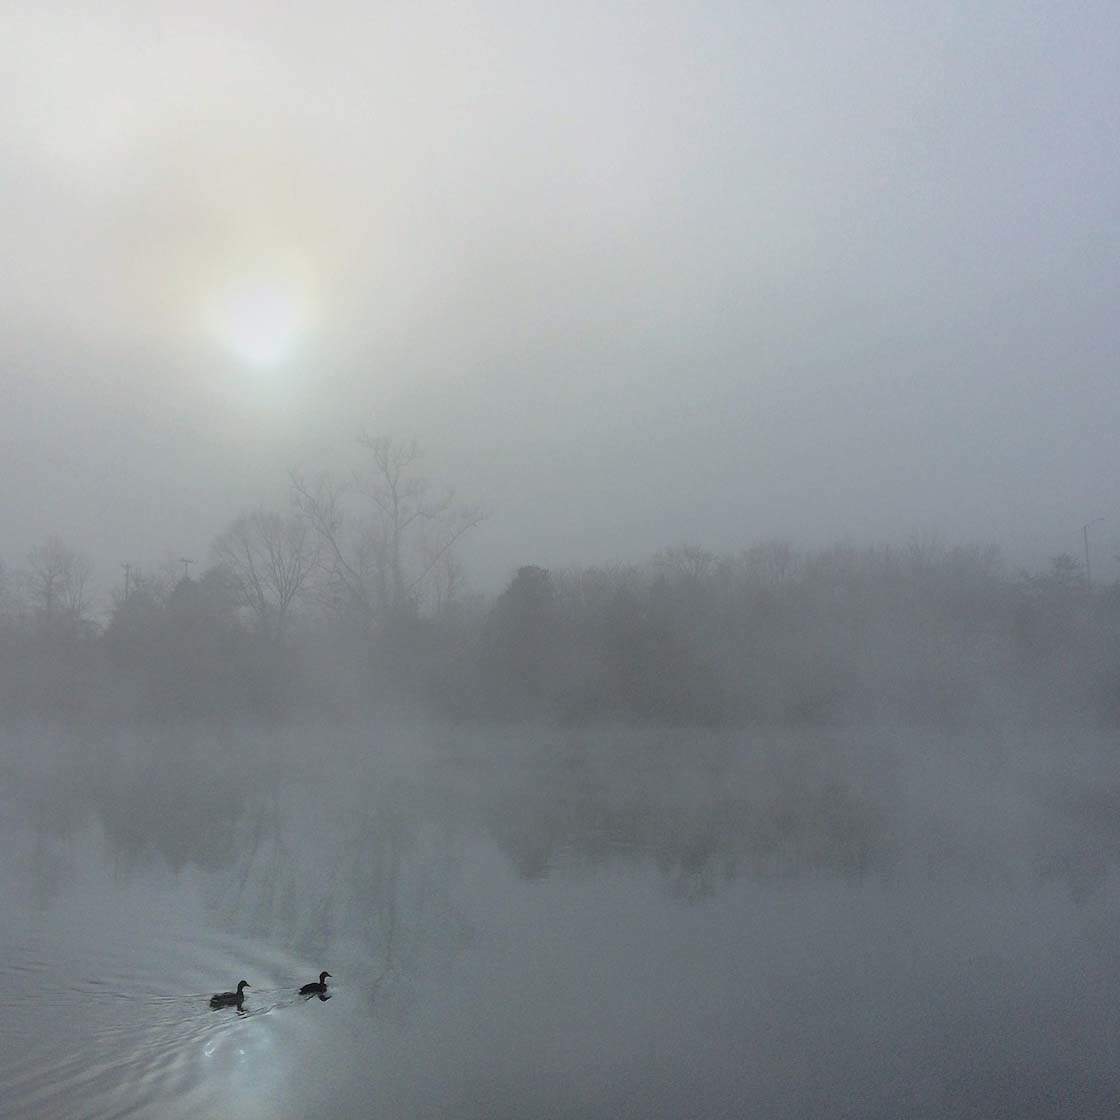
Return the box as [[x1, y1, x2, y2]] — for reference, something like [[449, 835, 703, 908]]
[[423, 537, 465, 617], [212, 508, 319, 639], [553, 563, 643, 615], [653, 545, 717, 582], [740, 540, 800, 586], [26, 536, 93, 625], [291, 434, 485, 631]]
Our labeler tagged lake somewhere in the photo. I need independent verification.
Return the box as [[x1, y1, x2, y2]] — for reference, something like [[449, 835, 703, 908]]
[[2, 722, 1120, 1118]]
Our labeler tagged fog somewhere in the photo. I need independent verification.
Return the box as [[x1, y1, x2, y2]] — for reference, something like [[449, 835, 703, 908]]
[[6, 724, 1120, 1117], [3, 2, 1119, 574], [4, 1, 1120, 1117]]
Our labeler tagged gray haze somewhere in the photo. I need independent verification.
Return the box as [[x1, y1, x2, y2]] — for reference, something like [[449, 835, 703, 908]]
[[3, 1, 1119, 586], [7, 724, 1120, 1119], [5, 10, 1120, 1116]]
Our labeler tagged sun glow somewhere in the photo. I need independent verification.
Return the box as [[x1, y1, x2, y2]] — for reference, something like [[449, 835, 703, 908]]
[[204, 265, 317, 367]]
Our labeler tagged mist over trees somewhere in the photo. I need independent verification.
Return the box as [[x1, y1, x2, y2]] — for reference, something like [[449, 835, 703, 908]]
[[291, 435, 485, 633], [212, 508, 319, 642], [1, 435, 1118, 731], [25, 536, 94, 629]]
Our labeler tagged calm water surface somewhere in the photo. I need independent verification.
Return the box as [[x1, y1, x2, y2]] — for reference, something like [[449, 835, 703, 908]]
[[3, 724, 1120, 1118]]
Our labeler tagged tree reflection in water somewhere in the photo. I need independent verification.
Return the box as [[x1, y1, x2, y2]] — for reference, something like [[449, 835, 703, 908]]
[[15, 722, 1120, 996], [10, 724, 1120, 1119], [470, 730, 890, 898]]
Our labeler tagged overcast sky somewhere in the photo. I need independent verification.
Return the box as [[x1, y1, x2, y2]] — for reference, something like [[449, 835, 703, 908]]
[[2, 0, 1118, 594]]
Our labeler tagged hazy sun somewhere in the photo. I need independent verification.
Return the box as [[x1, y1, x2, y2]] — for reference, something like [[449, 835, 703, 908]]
[[204, 267, 316, 367]]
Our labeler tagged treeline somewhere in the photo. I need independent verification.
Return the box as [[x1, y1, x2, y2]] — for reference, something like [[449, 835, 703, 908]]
[[461, 543, 1120, 728], [1, 436, 1117, 729]]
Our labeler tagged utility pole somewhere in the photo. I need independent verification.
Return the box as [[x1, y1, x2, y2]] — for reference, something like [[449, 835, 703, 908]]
[[179, 556, 194, 581], [1082, 519, 1104, 591], [121, 562, 132, 600]]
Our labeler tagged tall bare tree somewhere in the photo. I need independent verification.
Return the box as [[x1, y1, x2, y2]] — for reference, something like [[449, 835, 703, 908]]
[[291, 434, 484, 631], [212, 509, 319, 639], [26, 536, 93, 625]]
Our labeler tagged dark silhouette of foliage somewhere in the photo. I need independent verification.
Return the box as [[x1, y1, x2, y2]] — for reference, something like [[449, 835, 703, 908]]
[[4, 528, 1120, 729], [481, 566, 561, 715]]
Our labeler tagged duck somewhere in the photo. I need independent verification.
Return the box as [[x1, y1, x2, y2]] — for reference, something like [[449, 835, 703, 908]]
[[210, 980, 251, 1009], [299, 971, 331, 996]]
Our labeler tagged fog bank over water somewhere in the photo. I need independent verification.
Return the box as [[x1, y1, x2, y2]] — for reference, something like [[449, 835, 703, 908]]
[[8, 530, 1120, 1117], [5, 1, 1120, 1115], [4, 723, 1120, 1118]]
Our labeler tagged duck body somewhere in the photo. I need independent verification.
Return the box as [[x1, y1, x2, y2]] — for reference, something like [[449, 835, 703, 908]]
[[300, 971, 331, 996], [210, 980, 251, 1008]]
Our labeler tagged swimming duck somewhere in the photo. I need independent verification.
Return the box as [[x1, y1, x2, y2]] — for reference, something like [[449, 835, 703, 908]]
[[300, 971, 331, 996], [210, 980, 251, 1008]]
